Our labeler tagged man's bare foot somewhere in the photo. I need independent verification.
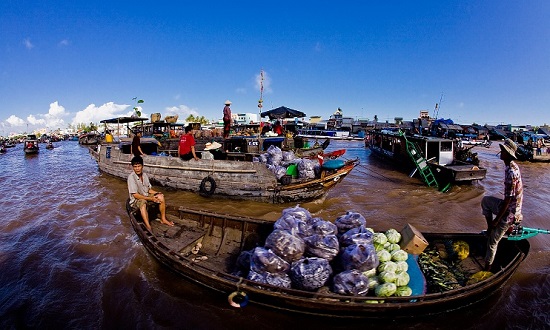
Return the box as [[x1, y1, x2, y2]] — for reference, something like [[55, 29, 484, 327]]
[[160, 219, 174, 226]]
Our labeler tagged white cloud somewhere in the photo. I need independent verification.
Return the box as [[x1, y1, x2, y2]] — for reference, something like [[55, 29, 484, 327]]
[[58, 39, 70, 47], [46, 101, 67, 117], [27, 114, 45, 125], [23, 38, 34, 50], [72, 102, 131, 126], [6, 115, 25, 126], [164, 104, 199, 122]]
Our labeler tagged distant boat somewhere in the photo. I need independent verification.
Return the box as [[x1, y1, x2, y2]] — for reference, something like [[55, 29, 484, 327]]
[[367, 130, 486, 186], [78, 132, 99, 145], [24, 135, 39, 154]]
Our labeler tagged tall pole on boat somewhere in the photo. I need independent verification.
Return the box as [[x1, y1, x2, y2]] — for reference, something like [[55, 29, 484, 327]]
[[258, 69, 264, 131], [433, 93, 443, 119]]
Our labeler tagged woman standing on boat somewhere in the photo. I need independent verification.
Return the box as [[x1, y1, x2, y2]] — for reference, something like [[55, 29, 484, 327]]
[[223, 100, 232, 139], [481, 139, 523, 271]]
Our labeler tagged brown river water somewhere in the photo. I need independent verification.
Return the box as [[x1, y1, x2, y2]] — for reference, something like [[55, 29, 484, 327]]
[[0, 140, 548, 329]]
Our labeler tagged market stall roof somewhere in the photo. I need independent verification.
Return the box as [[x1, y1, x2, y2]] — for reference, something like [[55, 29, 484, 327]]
[[260, 106, 306, 119], [100, 116, 148, 124]]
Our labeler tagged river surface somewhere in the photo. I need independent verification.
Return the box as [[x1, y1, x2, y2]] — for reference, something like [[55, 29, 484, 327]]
[[0, 140, 548, 329]]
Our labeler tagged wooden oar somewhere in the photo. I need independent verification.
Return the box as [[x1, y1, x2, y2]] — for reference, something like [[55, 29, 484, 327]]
[[507, 227, 550, 240]]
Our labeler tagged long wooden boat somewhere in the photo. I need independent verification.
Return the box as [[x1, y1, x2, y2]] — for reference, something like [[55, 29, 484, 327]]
[[23, 135, 39, 154], [78, 132, 99, 145], [516, 144, 550, 162], [91, 143, 358, 203], [126, 203, 529, 318], [367, 130, 486, 185]]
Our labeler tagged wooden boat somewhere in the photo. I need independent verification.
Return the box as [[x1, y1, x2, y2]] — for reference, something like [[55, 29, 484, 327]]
[[90, 141, 358, 203], [78, 132, 99, 145], [516, 144, 550, 162], [126, 203, 530, 318], [23, 135, 39, 154], [367, 130, 486, 185]]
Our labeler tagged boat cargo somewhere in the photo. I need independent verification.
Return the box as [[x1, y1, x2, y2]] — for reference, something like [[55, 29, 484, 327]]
[[126, 203, 529, 319]]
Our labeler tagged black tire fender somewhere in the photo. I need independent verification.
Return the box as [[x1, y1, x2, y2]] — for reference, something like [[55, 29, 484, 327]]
[[199, 176, 216, 196]]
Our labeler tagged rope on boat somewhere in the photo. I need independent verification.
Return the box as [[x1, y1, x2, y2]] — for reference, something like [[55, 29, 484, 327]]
[[341, 157, 398, 183]]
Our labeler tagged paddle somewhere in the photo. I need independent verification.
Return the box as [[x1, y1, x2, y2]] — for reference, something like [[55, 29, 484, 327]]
[[506, 226, 550, 240]]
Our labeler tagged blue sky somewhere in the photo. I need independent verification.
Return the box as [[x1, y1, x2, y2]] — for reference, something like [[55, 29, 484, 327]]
[[1, 1, 549, 135]]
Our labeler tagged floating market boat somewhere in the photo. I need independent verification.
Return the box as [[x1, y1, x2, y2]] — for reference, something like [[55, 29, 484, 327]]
[[126, 203, 530, 319], [515, 144, 550, 162], [90, 139, 357, 204], [78, 132, 100, 145], [366, 130, 486, 186], [91, 116, 357, 203], [23, 134, 39, 154]]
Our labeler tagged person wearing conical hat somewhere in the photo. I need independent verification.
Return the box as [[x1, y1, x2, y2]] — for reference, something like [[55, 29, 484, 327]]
[[223, 100, 232, 139], [481, 138, 523, 271]]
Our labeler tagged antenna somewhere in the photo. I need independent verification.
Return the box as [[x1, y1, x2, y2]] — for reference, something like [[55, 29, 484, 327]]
[[433, 93, 443, 119], [258, 69, 264, 127]]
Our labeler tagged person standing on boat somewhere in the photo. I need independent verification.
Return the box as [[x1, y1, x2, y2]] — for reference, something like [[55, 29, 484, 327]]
[[480, 139, 523, 271], [128, 156, 174, 232], [131, 130, 145, 157], [223, 100, 232, 139], [178, 125, 199, 161]]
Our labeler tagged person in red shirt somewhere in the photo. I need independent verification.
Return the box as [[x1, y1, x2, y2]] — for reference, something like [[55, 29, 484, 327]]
[[223, 100, 232, 138], [178, 126, 199, 161], [273, 120, 283, 135]]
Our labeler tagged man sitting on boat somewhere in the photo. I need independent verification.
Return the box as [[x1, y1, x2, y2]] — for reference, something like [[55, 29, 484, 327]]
[[128, 156, 174, 232], [480, 139, 523, 271], [178, 125, 200, 161]]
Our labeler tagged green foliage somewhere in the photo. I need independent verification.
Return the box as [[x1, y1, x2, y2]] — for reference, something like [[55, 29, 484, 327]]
[[186, 114, 209, 125], [132, 97, 144, 117]]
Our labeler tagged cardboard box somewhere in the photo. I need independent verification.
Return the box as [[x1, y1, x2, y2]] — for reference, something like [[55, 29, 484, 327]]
[[399, 223, 429, 255]]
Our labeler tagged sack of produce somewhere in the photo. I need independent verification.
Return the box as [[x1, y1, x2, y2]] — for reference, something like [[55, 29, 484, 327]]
[[274, 207, 311, 237], [335, 212, 367, 235], [340, 243, 379, 272], [303, 234, 339, 261], [273, 165, 287, 179], [265, 229, 305, 262], [339, 225, 374, 247], [282, 150, 296, 161], [308, 218, 338, 236], [298, 159, 316, 179], [281, 205, 312, 223], [332, 270, 370, 296], [250, 247, 290, 274], [289, 257, 333, 291], [248, 269, 292, 289]]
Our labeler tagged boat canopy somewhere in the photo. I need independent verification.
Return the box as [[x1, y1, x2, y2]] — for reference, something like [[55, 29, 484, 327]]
[[100, 117, 148, 124]]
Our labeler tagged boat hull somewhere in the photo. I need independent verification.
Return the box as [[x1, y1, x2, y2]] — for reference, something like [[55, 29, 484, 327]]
[[92, 144, 357, 203], [126, 203, 529, 319]]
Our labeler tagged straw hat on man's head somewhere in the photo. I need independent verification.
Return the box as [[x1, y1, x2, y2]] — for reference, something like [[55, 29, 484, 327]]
[[499, 138, 518, 159], [224, 100, 232, 105]]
